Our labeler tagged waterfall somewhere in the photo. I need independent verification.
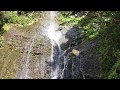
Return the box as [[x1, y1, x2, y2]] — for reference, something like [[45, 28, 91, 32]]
[[47, 11, 61, 51], [18, 11, 63, 79], [18, 11, 83, 79], [19, 34, 36, 79], [46, 11, 62, 79]]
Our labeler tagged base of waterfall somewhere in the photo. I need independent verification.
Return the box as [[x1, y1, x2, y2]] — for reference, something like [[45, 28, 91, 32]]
[[51, 76, 58, 79]]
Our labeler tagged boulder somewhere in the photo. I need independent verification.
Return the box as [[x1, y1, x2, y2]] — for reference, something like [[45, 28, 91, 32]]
[[72, 49, 79, 56]]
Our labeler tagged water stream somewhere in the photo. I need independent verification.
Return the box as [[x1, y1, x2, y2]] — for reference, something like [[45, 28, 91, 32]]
[[18, 11, 85, 79], [46, 11, 62, 79], [19, 34, 37, 79]]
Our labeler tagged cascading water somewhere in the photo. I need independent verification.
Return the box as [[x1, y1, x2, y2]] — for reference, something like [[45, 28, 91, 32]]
[[17, 11, 85, 79], [18, 11, 64, 79], [19, 34, 37, 79], [44, 11, 72, 79], [46, 11, 62, 79]]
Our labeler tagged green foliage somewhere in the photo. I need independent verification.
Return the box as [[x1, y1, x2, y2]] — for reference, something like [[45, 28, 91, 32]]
[[108, 57, 120, 79], [0, 35, 5, 48], [58, 11, 84, 25], [59, 11, 101, 40], [97, 12, 120, 79], [1, 11, 39, 26], [2, 24, 11, 31]]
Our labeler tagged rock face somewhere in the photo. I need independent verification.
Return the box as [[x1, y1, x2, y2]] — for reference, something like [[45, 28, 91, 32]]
[[58, 25, 100, 79], [17, 34, 52, 79], [0, 22, 52, 79], [1, 22, 100, 79]]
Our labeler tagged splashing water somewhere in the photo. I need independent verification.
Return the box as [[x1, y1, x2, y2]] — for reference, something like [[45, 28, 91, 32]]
[[18, 11, 62, 79], [46, 11, 62, 79], [47, 11, 61, 50], [18, 11, 85, 79]]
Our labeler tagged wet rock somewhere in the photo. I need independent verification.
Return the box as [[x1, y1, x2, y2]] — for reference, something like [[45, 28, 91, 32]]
[[14, 35, 30, 40], [65, 26, 82, 40], [32, 52, 42, 56], [68, 52, 76, 57], [57, 27, 63, 31], [63, 57, 84, 79], [84, 74, 100, 79], [59, 24, 100, 79]]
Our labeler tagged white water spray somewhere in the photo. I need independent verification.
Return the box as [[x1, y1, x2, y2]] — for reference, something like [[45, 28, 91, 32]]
[[47, 11, 61, 50], [46, 11, 62, 79]]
